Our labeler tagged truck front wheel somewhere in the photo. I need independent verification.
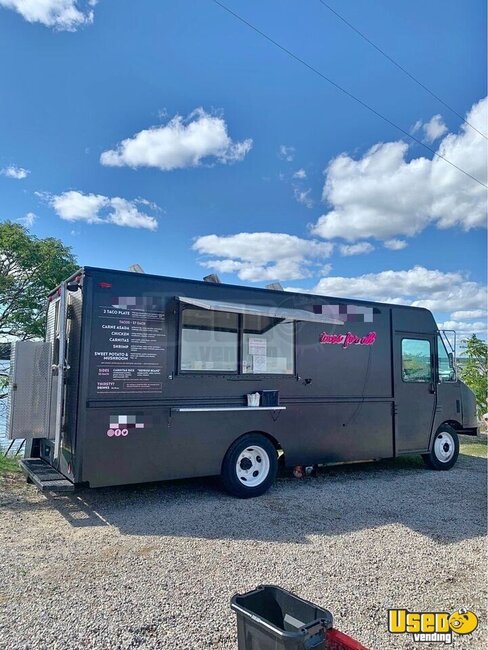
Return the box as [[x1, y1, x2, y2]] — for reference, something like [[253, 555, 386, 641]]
[[221, 433, 278, 498], [423, 425, 459, 470]]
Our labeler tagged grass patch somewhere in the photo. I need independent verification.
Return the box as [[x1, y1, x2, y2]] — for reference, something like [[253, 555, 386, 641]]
[[460, 436, 487, 458], [0, 454, 20, 475]]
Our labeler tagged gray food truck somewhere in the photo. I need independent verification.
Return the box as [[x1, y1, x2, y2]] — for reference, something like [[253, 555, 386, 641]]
[[7, 267, 478, 497]]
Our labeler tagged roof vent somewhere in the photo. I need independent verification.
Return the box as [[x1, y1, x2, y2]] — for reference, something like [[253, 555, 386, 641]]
[[203, 274, 221, 283], [128, 264, 145, 273], [265, 282, 283, 291]]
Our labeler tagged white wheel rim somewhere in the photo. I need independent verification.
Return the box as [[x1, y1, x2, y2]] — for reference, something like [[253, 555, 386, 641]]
[[434, 431, 455, 463], [236, 445, 270, 487]]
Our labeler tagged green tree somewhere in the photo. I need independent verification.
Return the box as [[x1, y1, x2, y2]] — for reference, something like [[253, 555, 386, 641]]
[[459, 334, 488, 419], [0, 221, 78, 399]]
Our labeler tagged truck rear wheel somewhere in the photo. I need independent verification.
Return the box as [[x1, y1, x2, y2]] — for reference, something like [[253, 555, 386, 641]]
[[423, 425, 459, 470], [221, 433, 277, 498]]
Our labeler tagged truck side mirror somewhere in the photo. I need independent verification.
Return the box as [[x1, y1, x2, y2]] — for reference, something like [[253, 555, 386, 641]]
[[448, 352, 454, 367]]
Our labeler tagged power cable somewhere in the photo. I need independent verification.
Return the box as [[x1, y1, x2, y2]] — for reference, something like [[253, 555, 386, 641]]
[[211, 0, 487, 189], [318, 0, 487, 140]]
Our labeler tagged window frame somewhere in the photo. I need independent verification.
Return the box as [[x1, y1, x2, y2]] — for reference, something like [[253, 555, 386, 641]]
[[241, 314, 296, 376], [401, 337, 433, 384], [177, 305, 296, 377], [178, 306, 240, 375], [436, 333, 456, 383]]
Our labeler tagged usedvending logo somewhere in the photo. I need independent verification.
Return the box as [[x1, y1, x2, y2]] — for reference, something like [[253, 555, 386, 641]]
[[388, 608, 478, 644], [106, 415, 145, 438]]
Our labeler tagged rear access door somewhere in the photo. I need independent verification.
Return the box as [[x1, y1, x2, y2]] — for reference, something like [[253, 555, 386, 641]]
[[394, 332, 436, 453], [42, 280, 75, 470], [7, 280, 75, 489], [6, 285, 68, 455]]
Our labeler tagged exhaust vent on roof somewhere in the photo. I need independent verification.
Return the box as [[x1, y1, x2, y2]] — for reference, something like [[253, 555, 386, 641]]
[[265, 282, 284, 291], [203, 274, 221, 283], [129, 264, 145, 273]]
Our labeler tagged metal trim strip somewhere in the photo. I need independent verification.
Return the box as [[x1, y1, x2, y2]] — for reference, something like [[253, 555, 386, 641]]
[[172, 406, 287, 413]]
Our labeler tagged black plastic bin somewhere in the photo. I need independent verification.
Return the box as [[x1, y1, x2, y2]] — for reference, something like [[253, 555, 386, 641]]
[[231, 585, 333, 650], [259, 390, 280, 406]]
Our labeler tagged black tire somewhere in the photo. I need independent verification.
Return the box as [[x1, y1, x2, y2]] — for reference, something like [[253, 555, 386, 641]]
[[422, 424, 459, 470], [221, 433, 278, 498]]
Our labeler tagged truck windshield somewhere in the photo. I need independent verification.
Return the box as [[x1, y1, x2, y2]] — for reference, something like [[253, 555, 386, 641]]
[[437, 334, 455, 382]]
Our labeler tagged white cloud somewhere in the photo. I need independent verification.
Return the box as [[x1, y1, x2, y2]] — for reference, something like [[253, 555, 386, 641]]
[[412, 115, 449, 143], [46, 190, 158, 230], [307, 265, 487, 313], [339, 242, 374, 256], [0, 164, 29, 179], [48, 190, 106, 223], [134, 197, 161, 211], [100, 108, 252, 171], [422, 114, 448, 143], [384, 239, 407, 250], [450, 310, 487, 320], [292, 167, 313, 207], [311, 97, 487, 242], [107, 197, 159, 230], [278, 145, 295, 162], [17, 212, 37, 227], [0, 0, 95, 31], [294, 187, 314, 208], [437, 320, 487, 336], [203, 258, 308, 282], [193, 232, 334, 282], [411, 119, 423, 134]]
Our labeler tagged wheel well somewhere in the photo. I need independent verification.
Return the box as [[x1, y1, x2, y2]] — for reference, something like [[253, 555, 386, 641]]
[[228, 430, 285, 465], [428, 421, 461, 452], [442, 420, 463, 432]]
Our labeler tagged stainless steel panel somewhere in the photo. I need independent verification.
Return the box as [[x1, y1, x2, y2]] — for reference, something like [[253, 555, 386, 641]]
[[47, 298, 60, 440], [178, 296, 343, 324], [7, 341, 52, 439], [53, 283, 67, 460], [46, 298, 57, 344]]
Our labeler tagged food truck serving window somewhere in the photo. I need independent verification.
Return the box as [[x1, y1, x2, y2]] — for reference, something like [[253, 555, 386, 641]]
[[242, 315, 294, 374], [179, 308, 295, 375], [401, 338, 432, 382], [177, 295, 342, 375], [180, 309, 238, 372]]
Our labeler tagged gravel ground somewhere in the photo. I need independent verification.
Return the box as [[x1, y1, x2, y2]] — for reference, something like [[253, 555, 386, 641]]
[[0, 444, 486, 650]]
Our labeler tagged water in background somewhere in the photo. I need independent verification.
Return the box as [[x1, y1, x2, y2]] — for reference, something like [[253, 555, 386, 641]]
[[0, 409, 9, 451], [0, 410, 24, 455], [0, 361, 23, 454]]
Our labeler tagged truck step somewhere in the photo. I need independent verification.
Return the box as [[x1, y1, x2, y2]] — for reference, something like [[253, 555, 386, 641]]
[[19, 458, 74, 493]]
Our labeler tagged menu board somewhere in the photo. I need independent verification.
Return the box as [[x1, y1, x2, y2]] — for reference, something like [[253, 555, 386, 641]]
[[90, 295, 166, 396]]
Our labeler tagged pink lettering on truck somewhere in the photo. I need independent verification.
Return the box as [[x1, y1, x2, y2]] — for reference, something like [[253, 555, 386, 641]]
[[319, 331, 377, 348]]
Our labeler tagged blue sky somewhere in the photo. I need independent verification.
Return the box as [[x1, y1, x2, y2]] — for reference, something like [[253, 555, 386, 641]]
[[0, 0, 486, 340]]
